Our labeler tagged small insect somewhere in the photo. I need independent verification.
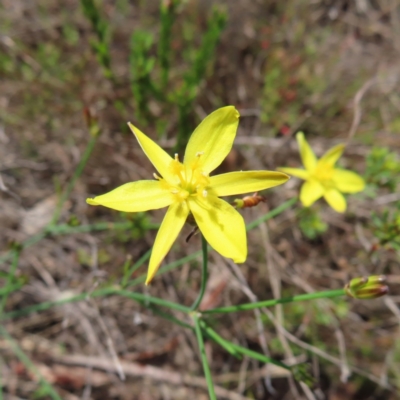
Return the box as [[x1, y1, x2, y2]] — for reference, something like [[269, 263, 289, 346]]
[[233, 192, 266, 209]]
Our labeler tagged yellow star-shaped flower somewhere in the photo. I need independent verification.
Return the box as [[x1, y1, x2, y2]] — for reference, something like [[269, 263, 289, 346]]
[[279, 132, 365, 213], [87, 106, 289, 284]]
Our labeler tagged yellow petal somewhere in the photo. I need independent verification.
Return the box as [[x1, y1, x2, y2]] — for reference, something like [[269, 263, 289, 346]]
[[278, 167, 309, 180], [183, 106, 239, 174], [86, 181, 173, 212], [128, 122, 176, 183], [324, 189, 346, 212], [331, 169, 365, 193], [146, 201, 189, 285], [296, 132, 317, 171], [189, 196, 247, 263], [209, 171, 289, 196], [318, 144, 344, 169], [300, 180, 324, 207]]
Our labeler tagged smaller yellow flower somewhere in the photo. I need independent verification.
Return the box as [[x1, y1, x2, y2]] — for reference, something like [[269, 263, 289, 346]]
[[279, 132, 365, 213]]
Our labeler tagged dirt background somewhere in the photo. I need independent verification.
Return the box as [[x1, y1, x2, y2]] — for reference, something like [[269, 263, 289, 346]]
[[1, 0, 400, 399]]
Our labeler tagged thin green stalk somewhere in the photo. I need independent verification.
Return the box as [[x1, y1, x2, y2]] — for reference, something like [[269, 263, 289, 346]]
[[0, 282, 25, 296], [0, 231, 46, 265], [0, 220, 159, 266], [48, 220, 159, 235], [127, 250, 202, 286], [203, 289, 346, 314], [147, 305, 192, 330], [0, 287, 190, 321], [0, 248, 21, 314], [230, 342, 290, 370], [0, 326, 62, 400], [192, 313, 216, 400], [117, 289, 190, 313], [50, 136, 97, 225], [190, 235, 208, 311], [246, 196, 298, 231], [198, 319, 241, 358], [121, 248, 152, 288]]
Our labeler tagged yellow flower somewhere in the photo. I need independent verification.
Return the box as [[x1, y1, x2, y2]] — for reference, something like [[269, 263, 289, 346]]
[[279, 132, 365, 213], [87, 106, 289, 284]]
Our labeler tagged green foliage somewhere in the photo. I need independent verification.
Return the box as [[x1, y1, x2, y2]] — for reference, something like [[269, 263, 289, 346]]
[[370, 205, 400, 251], [128, 4, 227, 151], [297, 207, 328, 239], [183, 7, 227, 89], [0, 52, 13, 74], [292, 364, 315, 388], [78, 1, 227, 154], [174, 6, 227, 152], [80, 0, 112, 79], [62, 23, 80, 45], [365, 147, 400, 191], [158, 0, 180, 88], [130, 30, 157, 121]]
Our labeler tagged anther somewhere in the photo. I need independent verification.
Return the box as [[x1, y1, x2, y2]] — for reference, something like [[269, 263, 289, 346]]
[[174, 153, 179, 161], [202, 190, 208, 198], [195, 151, 204, 157], [153, 173, 161, 180]]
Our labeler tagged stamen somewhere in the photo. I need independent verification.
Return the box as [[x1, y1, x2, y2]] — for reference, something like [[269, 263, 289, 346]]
[[153, 173, 161, 180], [195, 151, 204, 157], [174, 153, 179, 161], [202, 190, 208, 198], [171, 189, 179, 194]]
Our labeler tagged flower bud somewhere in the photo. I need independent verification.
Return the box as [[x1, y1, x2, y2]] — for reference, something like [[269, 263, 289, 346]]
[[345, 275, 389, 299], [233, 193, 266, 209], [83, 106, 100, 138]]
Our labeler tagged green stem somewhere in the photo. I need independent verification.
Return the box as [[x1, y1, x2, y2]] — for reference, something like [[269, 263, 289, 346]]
[[0, 326, 62, 400], [192, 313, 216, 400], [50, 136, 97, 225], [0, 231, 46, 266], [0, 220, 159, 266], [246, 196, 298, 231], [0, 287, 190, 321], [203, 289, 346, 314], [198, 319, 241, 358], [48, 220, 159, 235], [0, 283, 24, 296], [230, 342, 290, 370], [121, 248, 152, 288], [190, 235, 208, 311], [147, 305, 192, 330], [127, 250, 202, 286]]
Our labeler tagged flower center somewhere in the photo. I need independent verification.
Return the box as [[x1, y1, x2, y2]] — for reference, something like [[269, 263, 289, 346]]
[[156, 153, 210, 202], [312, 166, 334, 187]]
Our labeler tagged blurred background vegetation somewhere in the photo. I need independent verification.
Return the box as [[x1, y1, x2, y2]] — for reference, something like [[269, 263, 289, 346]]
[[0, 0, 399, 399]]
